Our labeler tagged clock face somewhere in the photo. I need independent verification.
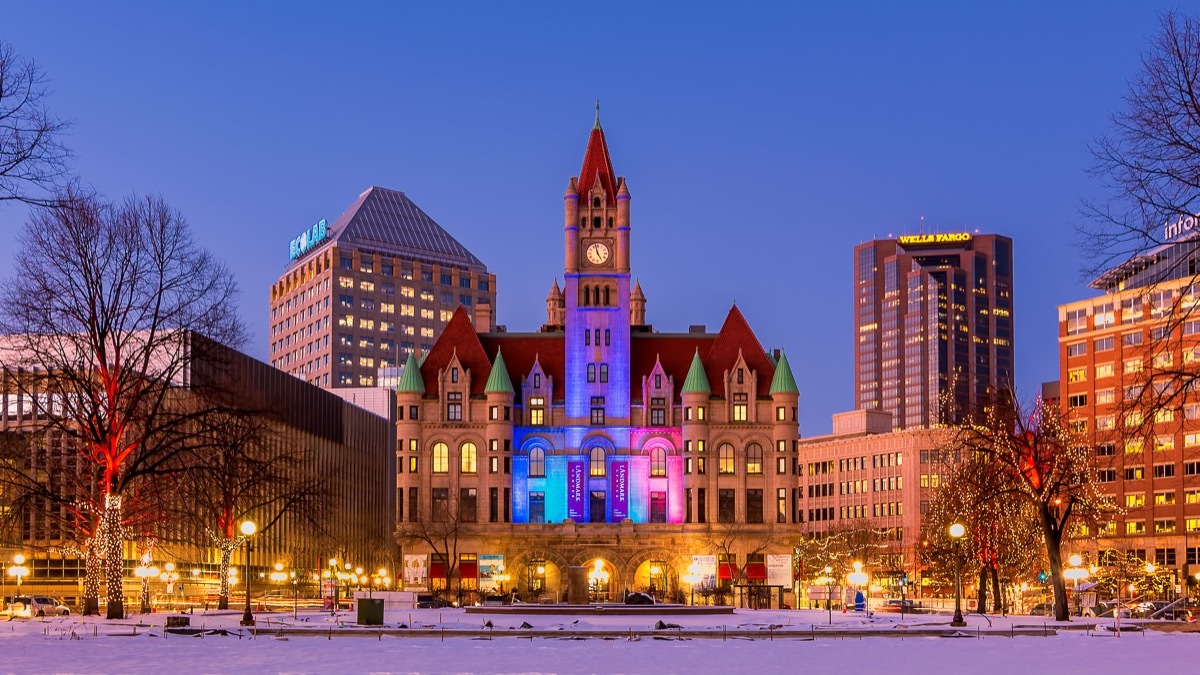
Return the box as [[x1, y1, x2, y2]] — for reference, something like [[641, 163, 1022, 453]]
[[586, 242, 610, 265]]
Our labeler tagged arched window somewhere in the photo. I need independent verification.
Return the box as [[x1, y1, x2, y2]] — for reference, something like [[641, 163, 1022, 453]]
[[581, 286, 590, 307], [593, 216, 602, 228], [603, 286, 610, 306], [649, 447, 667, 477], [745, 443, 762, 475], [590, 446, 607, 477], [529, 447, 546, 478], [460, 442, 477, 474], [607, 217, 613, 228], [718, 443, 735, 474], [580, 216, 586, 228], [592, 197, 601, 208], [593, 287, 601, 306], [432, 442, 449, 474]]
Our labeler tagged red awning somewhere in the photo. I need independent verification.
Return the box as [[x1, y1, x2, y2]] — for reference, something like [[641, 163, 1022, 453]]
[[459, 561, 478, 580], [718, 562, 738, 580], [745, 563, 767, 581], [430, 561, 446, 579]]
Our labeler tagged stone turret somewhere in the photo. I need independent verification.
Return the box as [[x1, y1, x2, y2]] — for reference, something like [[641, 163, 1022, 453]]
[[546, 279, 565, 328], [630, 280, 646, 326]]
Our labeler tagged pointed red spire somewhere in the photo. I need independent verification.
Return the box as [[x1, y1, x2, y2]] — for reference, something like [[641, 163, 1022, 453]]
[[576, 103, 617, 201]]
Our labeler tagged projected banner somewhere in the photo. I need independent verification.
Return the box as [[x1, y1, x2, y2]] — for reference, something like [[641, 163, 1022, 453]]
[[567, 460, 586, 521], [610, 459, 629, 521], [479, 554, 504, 593]]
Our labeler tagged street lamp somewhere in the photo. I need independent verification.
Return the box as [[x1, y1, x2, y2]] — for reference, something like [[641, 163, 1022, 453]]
[[1064, 554, 1089, 616], [848, 561, 869, 617], [160, 562, 179, 610], [949, 522, 966, 627], [239, 519, 257, 626], [683, 563, 701, 606], [134, 552, 159, 614], [8, 554, 29, 598], [817, 565, 835, 625]]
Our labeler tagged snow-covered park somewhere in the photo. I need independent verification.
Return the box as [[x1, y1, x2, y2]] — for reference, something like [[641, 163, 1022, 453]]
[[1, 606, 1198, 674]]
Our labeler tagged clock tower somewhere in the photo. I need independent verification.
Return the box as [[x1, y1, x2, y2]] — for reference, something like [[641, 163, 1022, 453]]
[[563, 105, 632, 430]]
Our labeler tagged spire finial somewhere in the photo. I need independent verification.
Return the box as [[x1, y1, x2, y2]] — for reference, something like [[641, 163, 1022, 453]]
[[594, 100, 601, 129]]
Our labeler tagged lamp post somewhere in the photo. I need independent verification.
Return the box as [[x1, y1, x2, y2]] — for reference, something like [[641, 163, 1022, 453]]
[[327, 558, 338, 611], [239, 519, 257, 626], [949, 522, 966, 627], [1064, 554, 1090, 617], [848, 561, 869, 617], [684, 563, 701, 606], [820, 565, 834, 625], [8, 554, 29, 598], [160, 562, 179, 611], [134, 552, 159, 614]]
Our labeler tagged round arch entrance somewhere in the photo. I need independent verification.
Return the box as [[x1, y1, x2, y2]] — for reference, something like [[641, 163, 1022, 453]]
[[583, 558, 615, 602]]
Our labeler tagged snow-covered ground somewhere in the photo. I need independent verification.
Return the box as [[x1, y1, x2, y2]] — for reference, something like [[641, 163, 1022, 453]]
[[0, 606, 1196, 674]]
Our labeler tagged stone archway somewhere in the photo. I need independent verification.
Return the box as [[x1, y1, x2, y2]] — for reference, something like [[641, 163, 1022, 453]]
[[508, 547, 570, 601], [626, 547, 686, 603]]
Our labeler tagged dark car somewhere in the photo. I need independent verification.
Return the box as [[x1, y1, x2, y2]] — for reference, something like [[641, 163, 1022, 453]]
[[416, 594, 450, 609], [882, 599, 917, 613]]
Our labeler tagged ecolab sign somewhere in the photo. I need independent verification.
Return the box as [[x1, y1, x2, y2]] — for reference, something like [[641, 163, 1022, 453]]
[[290, 219, 328, 260]]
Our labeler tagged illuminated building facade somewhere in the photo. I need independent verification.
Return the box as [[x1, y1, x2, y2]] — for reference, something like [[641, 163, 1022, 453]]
[[1059, 236, 1200, 572], [393, 114, 801, 603], [269, 187, 496, 388], [853, 233, 1015, 429]]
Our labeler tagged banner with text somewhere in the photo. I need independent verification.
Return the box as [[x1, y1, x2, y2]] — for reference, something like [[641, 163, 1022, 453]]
[[610, 459, 629, 521], [479, 554, 505, 593], [692, 554, 717, 589], [567, 460, 586, 521], [767, 554, 791, 588]]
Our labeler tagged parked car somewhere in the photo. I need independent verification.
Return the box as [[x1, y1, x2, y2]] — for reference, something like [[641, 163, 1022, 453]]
[[5, 596, 70, 617], [416, 594, 450, 609], [1084, 601, 1131, 618], [881, 599, 917, 613], [1028, 603, 1054, 616], [1132, 601, 1191, 620]]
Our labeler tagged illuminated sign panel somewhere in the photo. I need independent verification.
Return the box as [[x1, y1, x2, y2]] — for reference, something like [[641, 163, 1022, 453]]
[[896, 232, 972, 246], [1164, 213, 1200, 241], [610, 460, 629, 521], [290, 218, 328, 259], [567, 460, 586, 521]]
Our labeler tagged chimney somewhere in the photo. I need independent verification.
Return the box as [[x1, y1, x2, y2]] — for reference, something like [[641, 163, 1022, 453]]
[[475, 300, 493, 333]]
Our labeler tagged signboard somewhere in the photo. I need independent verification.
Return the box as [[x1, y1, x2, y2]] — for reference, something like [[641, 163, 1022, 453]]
[[322, 579, 337, 610], [692, 555, 717, 589], [1165, 213, 1200, 241], [766, 554, 791, 588], [567, 460, 586, 521], [290, 218, 328, 260], [610, 459, 629, 521], [403, 554, 428, 590], [479, 554, 504, 593], [896, 232, 971, 246]]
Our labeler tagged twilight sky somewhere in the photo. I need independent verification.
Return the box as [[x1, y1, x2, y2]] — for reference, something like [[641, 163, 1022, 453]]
[[0, 2, 1180, 434]]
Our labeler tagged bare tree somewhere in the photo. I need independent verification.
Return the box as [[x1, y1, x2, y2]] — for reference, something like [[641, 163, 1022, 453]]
[[0, 40, 72, 207], [172, 410, 327, 610], [394, 489, 467, 604], [946, 393, 1117, 621], [0, 192, 244, 618], [701, 522, 778, 606]]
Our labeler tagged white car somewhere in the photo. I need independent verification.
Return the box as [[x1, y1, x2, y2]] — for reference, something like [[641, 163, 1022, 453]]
[[6, 596, 71, 617]]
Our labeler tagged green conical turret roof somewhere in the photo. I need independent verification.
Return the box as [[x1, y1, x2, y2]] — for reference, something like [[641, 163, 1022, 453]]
[[485, 349, 515, 395], [769, 350, 799, 395], [396, 351, 425, 393], [681, 349, 711, 395]]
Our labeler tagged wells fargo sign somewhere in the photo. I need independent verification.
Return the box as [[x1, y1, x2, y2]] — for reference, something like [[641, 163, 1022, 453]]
[[897, 232, 972, 246]]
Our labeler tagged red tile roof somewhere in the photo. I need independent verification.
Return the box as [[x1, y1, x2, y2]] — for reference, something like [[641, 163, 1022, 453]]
[[420, 306, 775, 401], [576, 126, 618, 201]]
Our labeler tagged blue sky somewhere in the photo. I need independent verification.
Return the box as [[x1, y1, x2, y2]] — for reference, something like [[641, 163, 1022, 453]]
[[0, 2, 1180, 434]]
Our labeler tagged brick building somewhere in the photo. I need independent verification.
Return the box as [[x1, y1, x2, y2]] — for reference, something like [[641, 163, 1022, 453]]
[[392, 112, 800, 604]]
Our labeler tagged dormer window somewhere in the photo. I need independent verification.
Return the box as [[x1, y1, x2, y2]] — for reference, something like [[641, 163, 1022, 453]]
[[451, 367, 459, 383], [593, 197, 601, 208], [737, 368, 744, 384], [655, 374, 662, 389], [533, 373, 541, 388], [593, 216, 601, 228]]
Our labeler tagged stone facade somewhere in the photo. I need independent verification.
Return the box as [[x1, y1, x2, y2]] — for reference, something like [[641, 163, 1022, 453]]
[[393, 115, 800, 604]]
